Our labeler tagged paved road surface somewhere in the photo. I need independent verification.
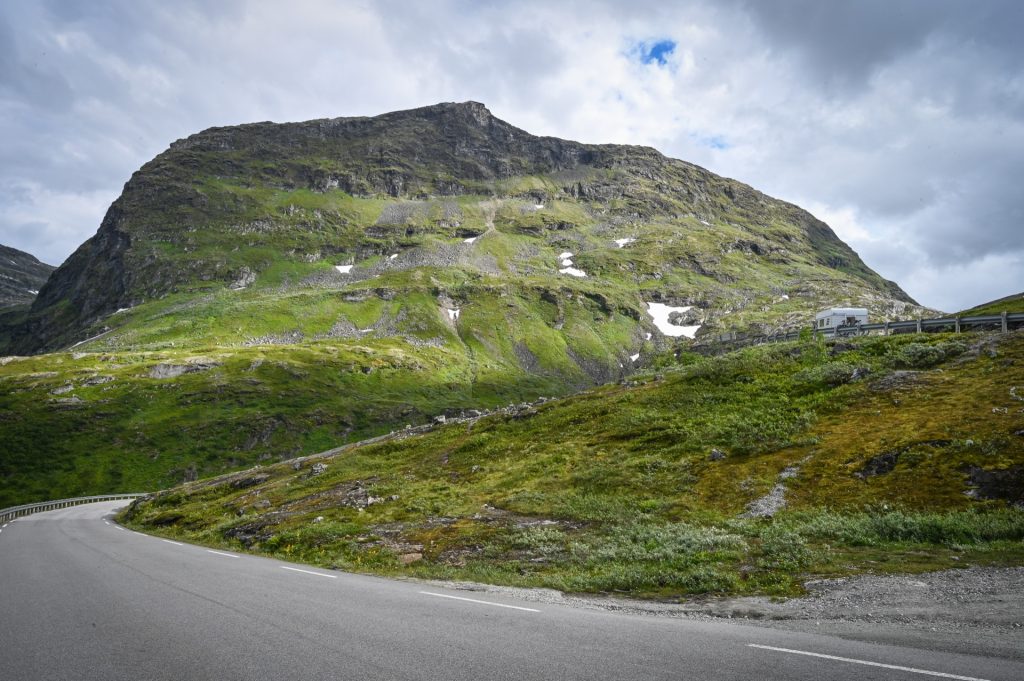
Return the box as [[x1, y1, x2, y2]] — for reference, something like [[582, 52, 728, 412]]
[[1, 502, 1021, 681]]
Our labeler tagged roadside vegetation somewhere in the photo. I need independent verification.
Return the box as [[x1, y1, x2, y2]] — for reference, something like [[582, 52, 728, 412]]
[[121, 330, 1024, 599]]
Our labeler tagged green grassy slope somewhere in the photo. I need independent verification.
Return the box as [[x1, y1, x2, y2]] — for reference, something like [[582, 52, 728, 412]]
[[121, 330, 1024, 599], [960, 292, 1024, 316], [0, 338, 579, 507]]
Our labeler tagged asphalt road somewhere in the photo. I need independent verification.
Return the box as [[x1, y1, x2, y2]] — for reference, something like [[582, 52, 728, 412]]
[[1, 502, 1022, 681]]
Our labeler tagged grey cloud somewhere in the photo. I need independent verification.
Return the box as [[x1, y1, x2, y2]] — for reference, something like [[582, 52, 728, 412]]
[[0, 14, 74, 111], [738, 0, 1024, 91]]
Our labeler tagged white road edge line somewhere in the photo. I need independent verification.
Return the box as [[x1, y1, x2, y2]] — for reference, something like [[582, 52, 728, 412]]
[[207, 550, 239, 558], [280, 566, 338, 579], [115, 526, 126, 531], [2, 523, 7, 528], [747, 644, 991, 681], [419, 591, 540, 612], [162, 539, 184, 546]]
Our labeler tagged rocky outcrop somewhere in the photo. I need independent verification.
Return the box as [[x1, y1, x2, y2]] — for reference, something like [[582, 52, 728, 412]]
[[0, 244, 55, 309]]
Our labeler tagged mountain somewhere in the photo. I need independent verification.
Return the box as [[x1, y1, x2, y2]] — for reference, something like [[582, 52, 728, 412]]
[[0, 102, 930, 505], [6, 101, 917, 357], [0, 244, 54, 309]]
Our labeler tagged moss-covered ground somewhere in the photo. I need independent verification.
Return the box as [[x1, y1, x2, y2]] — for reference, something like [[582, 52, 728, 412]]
[[121, 330, 1024, 599]]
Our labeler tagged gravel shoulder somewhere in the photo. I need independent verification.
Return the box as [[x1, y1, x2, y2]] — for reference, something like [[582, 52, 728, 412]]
[[428, 566, 1024, 661]]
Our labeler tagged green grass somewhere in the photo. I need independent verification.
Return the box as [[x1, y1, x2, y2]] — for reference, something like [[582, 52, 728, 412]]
[[959, 291, 1024, 316], [119, 330, 1024, 599]]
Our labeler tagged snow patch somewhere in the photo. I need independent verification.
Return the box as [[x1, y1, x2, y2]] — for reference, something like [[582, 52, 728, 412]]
[[463, 236, 477, 244], [780, 294, 789, 300], [335, 265, 353, 274], [630, 353, 640, 362], [447, 308, 460, 321], [613, 238, 636, 248], [645, 302, 701, 339], [27, 289, 39, 295], [70, 331, 109, 349], [534, 204, 544, 210], [556, 251, 586, 276], [113, 307, 131, 315], [699, 220, 710, 226], [388, 253, 398, 260], [645, 332, 652, 341]]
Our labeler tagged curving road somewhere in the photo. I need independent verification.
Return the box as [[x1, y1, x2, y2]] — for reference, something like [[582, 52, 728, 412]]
[[1, 502, 1021, 681]]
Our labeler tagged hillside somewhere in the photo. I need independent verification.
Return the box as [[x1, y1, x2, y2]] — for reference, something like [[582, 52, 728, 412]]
[[0, 244, 54, 310], [6, 101, 917, 358], [0, 102, 928, 505], [121, 331, 1024, 598], [960, 292, 1024, 317]]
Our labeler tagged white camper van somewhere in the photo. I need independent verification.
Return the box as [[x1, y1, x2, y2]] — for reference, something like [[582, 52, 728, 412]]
[[815, 307, 868, 333]]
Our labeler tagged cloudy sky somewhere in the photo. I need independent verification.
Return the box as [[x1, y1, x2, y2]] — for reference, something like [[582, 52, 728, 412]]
[[1, 0, 1021, 311]]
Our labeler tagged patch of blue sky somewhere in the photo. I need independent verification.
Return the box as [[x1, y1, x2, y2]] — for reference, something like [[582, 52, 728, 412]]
[[689, 132, 731, 150], [633, 39, 676, 66]]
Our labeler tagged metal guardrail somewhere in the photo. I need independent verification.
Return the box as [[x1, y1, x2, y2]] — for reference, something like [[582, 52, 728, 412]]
[[0, 493, 149, 524], [701, 311, 1024, 350]]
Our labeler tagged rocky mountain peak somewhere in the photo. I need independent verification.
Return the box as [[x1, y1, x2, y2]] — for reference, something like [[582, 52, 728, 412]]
[[2, 102, 918, 355]]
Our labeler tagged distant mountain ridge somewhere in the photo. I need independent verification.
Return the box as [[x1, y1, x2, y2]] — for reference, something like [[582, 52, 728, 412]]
[[0, 244, 54, 310]]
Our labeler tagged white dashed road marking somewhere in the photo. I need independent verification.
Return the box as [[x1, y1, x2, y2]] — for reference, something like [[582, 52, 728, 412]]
[[280, 566, 338, 579], [207, 550, 239, 559], [419, 591, 540, 612], [747, 644, 991, 681]]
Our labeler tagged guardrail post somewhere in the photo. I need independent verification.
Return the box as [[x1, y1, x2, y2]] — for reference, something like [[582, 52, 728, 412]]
[[916, 318, 922, 333], [1003, 311, 1009, 333], [884, 321, 889, 336], [955, 317, 960, 333]]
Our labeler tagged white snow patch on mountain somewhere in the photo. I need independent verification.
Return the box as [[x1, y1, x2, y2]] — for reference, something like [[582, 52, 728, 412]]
[[646, 302, 701, 338]]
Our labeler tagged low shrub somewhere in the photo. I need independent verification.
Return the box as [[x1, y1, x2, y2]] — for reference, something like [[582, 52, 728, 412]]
[[791, 361, 856, 391], [757, 525, 813, 570], [892, 340, 967, 369]]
